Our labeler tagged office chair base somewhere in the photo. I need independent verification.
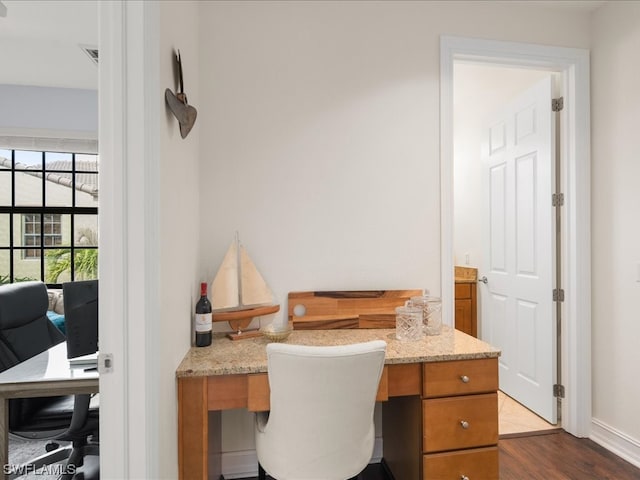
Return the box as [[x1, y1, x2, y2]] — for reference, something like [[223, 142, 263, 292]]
[[59, 440, 100, 480], [8, 445, 72, 480], [8, 441, 100, 480], [45, 441, 60, 452], [9, 429, 68, 441]]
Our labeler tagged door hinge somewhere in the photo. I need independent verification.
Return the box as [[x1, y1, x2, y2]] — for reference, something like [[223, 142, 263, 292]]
[[553, 289, 565, 302], [99, 353, 114, 374], [552, 97, 564, 112], [552, 193, 564, 207], [554, 384, 565, 398]]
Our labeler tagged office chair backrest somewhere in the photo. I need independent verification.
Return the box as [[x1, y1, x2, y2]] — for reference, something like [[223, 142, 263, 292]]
[[256, 340, 386, 480], [0, 281, 67, 430], [0, 281, 65, 372], [62, 279, 99, 359]]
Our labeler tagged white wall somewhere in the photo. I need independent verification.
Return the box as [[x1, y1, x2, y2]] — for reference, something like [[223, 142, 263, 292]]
[[590, 1, 640, 464], [99, 0, 640, 476], [158, 2, 202, 478], [194, 1, 591, 475]]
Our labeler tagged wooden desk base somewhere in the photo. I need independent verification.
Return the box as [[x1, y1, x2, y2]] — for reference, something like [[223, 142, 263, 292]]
[[178, 360, 498, 480]]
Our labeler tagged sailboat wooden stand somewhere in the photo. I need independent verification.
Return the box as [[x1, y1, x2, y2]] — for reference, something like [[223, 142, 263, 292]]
[[211, 234, 280, 341], [213, 305, 280, 340]]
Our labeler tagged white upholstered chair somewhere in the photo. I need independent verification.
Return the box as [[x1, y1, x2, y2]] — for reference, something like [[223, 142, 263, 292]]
[[255, 340, 387, 480]]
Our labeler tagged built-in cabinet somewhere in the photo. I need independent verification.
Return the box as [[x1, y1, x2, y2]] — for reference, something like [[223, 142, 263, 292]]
[[454, 266, 478, 337], [455, 282, 477, 337]]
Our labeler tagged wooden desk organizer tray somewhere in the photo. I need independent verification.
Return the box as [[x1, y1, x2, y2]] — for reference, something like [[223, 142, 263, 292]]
[[288, 290, 422, 330]]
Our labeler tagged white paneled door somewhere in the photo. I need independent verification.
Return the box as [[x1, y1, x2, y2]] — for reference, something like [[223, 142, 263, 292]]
[[480, 76, 557, 424]]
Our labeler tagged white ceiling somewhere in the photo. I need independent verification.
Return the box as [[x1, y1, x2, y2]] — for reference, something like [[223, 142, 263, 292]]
[[506, 0, 608, 10], [0, 0, 608, 92], [0, 0, 98, 90]]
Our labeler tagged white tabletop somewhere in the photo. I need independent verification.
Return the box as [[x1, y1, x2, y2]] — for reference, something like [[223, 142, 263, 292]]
[[0, 342, 98, 396], [0, 341, 100, 472]]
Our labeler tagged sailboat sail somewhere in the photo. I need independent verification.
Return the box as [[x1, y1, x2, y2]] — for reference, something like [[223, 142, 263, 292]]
[[211, 236, 275, 311], [239, 245, 273, 307], [211, 239, 239, 310]]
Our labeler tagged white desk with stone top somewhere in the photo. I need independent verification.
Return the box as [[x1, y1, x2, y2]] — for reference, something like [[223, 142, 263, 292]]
[[0, 342, 99, 478]]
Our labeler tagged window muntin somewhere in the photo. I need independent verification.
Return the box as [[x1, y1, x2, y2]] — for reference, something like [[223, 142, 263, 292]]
[[22, 214, 63, 259], [0, 148, 98, 286]]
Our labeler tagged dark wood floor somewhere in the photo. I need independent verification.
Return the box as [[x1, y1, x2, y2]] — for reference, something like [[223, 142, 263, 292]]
[[234, 431, 640, 480], [500, 431, 640, 479]]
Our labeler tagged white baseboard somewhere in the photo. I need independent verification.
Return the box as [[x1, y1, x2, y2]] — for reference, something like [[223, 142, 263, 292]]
[[221, 438, 384, 479], [590, 418, 640, 469], [221, 450, 259, 480]]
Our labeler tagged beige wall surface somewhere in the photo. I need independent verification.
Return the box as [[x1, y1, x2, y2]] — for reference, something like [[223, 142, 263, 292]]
[[591, 0, 640, 453], [101, 1, 640, 477], [191, 1, 591, 474], [134, 0, 640, 476], [158, 1, 202, 478], [199, 1, 590, 305]]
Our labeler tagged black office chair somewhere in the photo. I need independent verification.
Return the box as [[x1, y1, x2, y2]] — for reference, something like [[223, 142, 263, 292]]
[[0, 281, 98, 479]]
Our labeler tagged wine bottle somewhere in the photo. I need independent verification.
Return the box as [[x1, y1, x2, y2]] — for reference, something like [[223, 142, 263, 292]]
[[195, 282, 212, 347]]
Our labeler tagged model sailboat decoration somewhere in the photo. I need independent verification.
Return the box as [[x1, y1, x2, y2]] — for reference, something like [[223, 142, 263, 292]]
[[211, 234, 280, 340]]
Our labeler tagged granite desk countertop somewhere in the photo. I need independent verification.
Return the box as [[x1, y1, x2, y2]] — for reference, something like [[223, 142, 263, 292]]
[[455, 266, 478, 283], [176, 326, 500, 377], [455, 277, 478, 284]]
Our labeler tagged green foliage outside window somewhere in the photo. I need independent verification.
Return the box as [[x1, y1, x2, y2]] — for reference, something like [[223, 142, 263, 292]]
[[0, 275, 37, 285], [45, 228, 98, 283]]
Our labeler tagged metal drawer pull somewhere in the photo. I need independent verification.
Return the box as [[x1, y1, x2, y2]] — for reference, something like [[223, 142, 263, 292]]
[[460, 420, 470, 429], [461, 476, 470, 480], [460, 375, 470, 383]]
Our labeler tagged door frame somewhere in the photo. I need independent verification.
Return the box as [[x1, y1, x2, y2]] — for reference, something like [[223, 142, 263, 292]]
[[440, 35, 591, 437], [99, 1, 162, 477]]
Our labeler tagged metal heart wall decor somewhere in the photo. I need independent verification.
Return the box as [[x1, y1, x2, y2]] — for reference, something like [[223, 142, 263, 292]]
[[165, 50, 197, 139]]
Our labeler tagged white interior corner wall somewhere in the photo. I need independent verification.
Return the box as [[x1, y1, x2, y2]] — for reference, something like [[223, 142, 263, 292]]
[[198, 0, 590, 324], [96, 0, 640, 475], [196, 2, 590, 477], [590, 1, 640, 469]]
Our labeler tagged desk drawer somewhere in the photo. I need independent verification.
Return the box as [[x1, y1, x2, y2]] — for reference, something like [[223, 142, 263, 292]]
[[423, 446, 498, 480], [423, 358, 497, 398], [387, 363, 421, 397], [423, 393, 498, 453]]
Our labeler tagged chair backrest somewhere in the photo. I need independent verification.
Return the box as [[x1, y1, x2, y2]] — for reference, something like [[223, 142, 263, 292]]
[[258, 340, 386, 480], [62, 279, 99, 359], [0, 281, 65, 372], [0, 281, 67, 430]]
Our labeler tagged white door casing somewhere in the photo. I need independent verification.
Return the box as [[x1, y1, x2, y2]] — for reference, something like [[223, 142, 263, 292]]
[[99, 2, 162, 478], [481, 76, 557, 424], [440, 35, 591, 437]]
